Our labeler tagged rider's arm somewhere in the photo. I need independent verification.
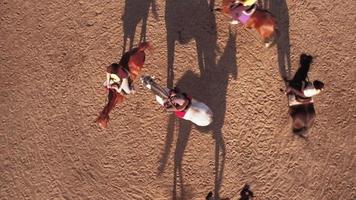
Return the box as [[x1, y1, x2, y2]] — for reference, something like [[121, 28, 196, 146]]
[[106, 72, 111, 87], [243, 4, 256, 15], [286, 87, 307, 98], [119, 78, 133, 94]]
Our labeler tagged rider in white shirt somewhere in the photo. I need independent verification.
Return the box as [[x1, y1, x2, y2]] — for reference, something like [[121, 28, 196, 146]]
[[286, 80, 324, 98], [105, 63, 135, 95]]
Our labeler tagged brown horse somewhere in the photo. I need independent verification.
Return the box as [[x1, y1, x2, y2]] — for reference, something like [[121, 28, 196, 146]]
[[96, 42, 152, 128], [215, 0, 277, 47]]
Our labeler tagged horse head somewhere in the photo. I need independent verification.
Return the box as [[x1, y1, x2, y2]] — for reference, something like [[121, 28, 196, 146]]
[[128, 42, 152, 79]]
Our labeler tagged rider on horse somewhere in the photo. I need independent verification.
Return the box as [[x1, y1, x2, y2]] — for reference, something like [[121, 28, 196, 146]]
[[285, 54, 324, 102], [164, 88, 191, 118], [105, 50, 136, 95], [229, 0, 258, 25], [105, 63, 134, 94], [286, 80, 324, 99]]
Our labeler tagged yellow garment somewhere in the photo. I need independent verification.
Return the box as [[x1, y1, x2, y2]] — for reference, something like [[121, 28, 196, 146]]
[[240, 0, 257, 6]]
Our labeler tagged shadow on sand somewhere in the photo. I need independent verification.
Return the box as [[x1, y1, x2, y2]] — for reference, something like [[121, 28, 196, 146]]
[[259, 0, 291, 80], [122, 0, 157, 53], [159, 1, 238, 196], [165, 0, 217, 88], [259, 1, 315, 137]]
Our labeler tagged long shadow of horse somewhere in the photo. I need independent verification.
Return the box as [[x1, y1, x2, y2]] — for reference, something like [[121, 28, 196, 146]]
[[158, 30, 238, 199], [122, 0, 157, 53], [259, 0, 291, 80], [165, 0, 217, 88]]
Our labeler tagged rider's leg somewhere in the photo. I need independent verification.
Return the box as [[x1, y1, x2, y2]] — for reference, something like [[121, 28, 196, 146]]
[[120, 78, 134, 94]]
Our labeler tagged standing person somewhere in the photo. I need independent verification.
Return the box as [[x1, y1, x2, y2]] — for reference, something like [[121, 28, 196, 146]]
[[206, 191, 213, 200], [239, 184, 254, 200], [206, 191, 230, 200]]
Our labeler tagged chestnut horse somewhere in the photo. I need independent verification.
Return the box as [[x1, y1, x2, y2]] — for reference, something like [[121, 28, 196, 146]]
[[215, 0, 277, 47], [96, 42, 152, 128]]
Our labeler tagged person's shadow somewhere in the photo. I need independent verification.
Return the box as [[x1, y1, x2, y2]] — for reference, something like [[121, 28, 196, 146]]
[[158, 27, 238, 199], [122, 0, 158, 53], [259, 0, 291, 80], [163, 1, 218, 197]]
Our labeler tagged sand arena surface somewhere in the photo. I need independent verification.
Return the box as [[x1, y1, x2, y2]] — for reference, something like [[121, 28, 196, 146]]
[[1, 0, 355, 199]]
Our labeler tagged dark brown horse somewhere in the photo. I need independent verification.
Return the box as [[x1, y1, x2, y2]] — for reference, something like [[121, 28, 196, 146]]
[[96, 42, 152, 128]]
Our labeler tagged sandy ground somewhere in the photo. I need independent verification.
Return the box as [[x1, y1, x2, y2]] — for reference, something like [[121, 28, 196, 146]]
[[1, 0, 355, 199]]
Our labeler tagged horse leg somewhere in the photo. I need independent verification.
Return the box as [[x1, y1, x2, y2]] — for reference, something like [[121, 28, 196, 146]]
[[96, 90, 124, 128]]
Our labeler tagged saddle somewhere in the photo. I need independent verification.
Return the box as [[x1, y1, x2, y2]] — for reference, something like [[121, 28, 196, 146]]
[[288, 94, 313, 106]]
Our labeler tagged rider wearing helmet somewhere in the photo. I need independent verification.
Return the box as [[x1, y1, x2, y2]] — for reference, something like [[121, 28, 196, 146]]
[[237, 0, 258, 6], [164, 89, 191, 117], [105, 63, 135, 94], [229, 0, 257, 25]]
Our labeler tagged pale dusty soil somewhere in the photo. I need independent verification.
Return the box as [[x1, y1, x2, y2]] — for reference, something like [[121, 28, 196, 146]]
[[1, 0, 355, 200]]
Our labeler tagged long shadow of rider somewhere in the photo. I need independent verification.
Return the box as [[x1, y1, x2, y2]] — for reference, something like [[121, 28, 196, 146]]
[[122, 0, 157, 53], [165, 0, 217, 88], [259, 0, 291, 80], [158, 13, 238, 197], [202, 31, 238, 199]]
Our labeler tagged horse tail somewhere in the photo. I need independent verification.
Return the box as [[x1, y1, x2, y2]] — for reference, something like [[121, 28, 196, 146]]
[[137, 41, 153, 52], [260, 12, 278, 47], [264, 28, 278, 47], [96, 91, 124, 128]]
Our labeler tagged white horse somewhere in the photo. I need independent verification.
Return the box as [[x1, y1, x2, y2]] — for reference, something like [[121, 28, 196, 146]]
[[141, 75, 213, 126]]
